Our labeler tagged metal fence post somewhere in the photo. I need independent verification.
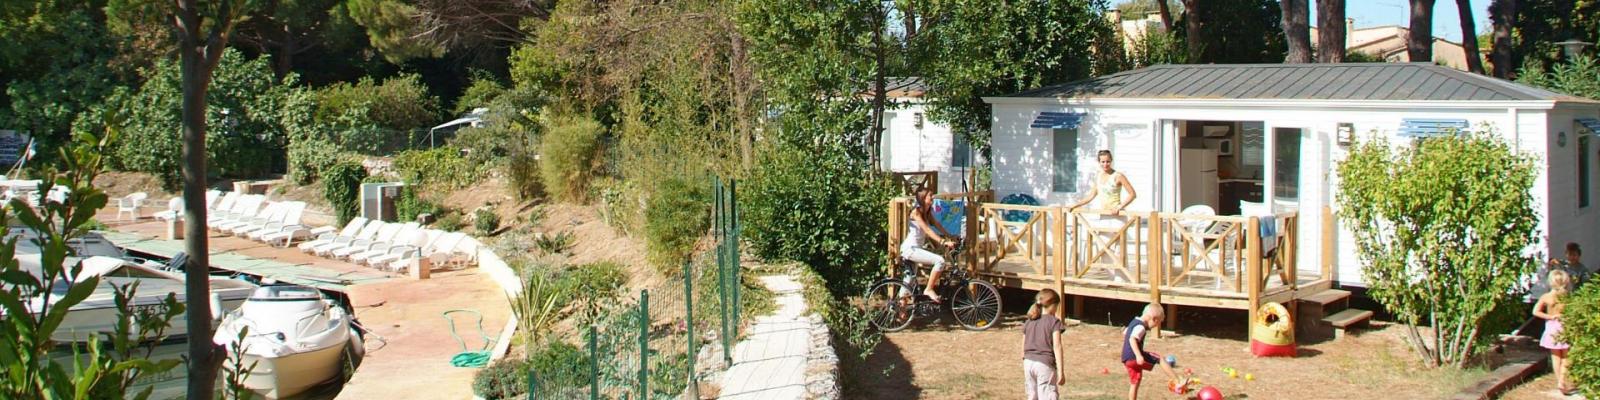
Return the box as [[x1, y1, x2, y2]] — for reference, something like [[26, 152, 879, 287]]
[[589, 325, 599, 400], [639, 289, 650, 399], [528, 368, 538, 400], [684, 260, 698, 399], [729, 179, 740, 337]]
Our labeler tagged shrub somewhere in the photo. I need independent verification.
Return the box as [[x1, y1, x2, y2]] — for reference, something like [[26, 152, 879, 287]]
[[394, 187, 444, 223], [111, 49, 301, 188], [434, 211, 466, 232], [471, 358, 529, 400], [539, 112, 605, 203], [392, 147, 486, 191], [561, 261, 626, 325], [314, 74, 440, 154], [322, 162, 368, 225], [644, 177, 709, 274], [474, 208, 502, 236], [1336, 129, 1540, 368], [506, 152, 543, 201], [743, 147, 899, 296], [1567, 283, 1600, 397], [534, 231, 575, 256], [527, 341, 588, 397]]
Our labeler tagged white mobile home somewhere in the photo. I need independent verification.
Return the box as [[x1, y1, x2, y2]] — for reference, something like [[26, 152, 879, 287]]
[[982, 63, 1600, 288], [876, 78, 977, 193]]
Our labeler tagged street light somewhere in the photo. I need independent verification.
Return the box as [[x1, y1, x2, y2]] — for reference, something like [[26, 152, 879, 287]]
[[1555, 39, 1594, 60]]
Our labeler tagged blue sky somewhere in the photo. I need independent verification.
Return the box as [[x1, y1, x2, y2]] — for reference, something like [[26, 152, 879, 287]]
[[1313, 0, 1493, 43]]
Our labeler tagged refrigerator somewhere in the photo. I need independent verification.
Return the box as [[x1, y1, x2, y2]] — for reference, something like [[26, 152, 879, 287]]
[[1179, 148, 1219, 211]]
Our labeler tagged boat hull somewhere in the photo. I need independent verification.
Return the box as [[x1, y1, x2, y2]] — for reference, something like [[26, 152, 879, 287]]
[[231, 342, 349, 399]]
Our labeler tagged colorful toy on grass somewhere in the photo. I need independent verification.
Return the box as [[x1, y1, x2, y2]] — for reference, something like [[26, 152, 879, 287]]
[[1197, 386, 1224, 400], [1245, 373, 1254, 381], [1250, 302, 1297, 357], [1166, 354, 1177, 366]]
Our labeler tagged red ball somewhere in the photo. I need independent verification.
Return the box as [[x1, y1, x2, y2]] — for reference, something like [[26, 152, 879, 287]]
[[1197, 386, 1224, 400]]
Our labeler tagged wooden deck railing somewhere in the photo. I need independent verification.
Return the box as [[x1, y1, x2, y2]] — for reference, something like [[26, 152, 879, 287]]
[[888, 196, 1322, 310]]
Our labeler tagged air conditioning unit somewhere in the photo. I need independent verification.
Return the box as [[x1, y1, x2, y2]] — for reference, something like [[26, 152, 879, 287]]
[[360, 182, 406, 222]]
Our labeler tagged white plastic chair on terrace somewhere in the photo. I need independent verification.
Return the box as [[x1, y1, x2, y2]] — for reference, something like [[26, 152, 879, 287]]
[[320, 222, 405, 258], [116, 192, 148, 221], [297, 218, 372, 253], [207, 192, 240, 216]]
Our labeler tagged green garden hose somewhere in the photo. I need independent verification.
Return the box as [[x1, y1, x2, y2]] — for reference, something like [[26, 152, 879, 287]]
[[444, 309, 495, 368]]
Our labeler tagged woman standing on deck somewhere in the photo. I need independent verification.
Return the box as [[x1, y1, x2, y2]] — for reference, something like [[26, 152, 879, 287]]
[[1068, 150, 1137, 216]]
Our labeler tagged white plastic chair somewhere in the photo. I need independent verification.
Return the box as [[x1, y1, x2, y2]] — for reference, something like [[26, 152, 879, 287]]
[[155, 197, 184, 221], [296, 218, 371, 252], [116, 192, 148, 221]]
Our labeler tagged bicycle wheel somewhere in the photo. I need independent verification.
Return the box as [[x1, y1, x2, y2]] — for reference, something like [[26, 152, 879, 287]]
[[950, 279, 1002, 331], [865, 280, 915, 332]]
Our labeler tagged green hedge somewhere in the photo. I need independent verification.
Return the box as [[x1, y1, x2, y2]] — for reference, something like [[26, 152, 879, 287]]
[[539, 112, 605, 203], [1567, 283, 1600, 397], [392, 146, 486, 191], [742, 148, 898, 296], [644, 177, 709, 275], [322, 162, 367, 225]]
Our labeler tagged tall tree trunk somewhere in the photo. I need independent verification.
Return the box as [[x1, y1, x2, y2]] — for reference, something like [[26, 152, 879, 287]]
[[1408, 0, 1437, 63], [1156, 0, 1175, 33], [1183, 0, 1204, 62], [173, 1, 242, 397], [1489, 0, 1516, 78], [1455, 0, 1486, 74], [275, 24, 295, 80], [1317, 0, 1346, 63], [870, 6, 887, 169], [1282, 0, 1313, 63]]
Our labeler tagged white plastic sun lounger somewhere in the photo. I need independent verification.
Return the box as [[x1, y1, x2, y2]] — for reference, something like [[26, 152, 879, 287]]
[[208, 195, 263, 226], [369, 230, 449, 269], [296, 218, 370, 252], [310, 220, 387, 255], [240, 201, 306, 238], [384, 231, 467, 273], [215, 201, 283, 233], [352, 228, 436, 266], [231, 201, 299, 236], [331, 223, 416, 260]]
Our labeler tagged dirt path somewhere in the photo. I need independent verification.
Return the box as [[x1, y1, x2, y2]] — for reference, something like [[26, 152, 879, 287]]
[[337, 270, 511, 400], [850, 295, 1489, 400]]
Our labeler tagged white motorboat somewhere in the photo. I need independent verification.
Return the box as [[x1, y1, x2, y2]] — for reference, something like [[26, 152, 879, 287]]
[[14, 254, 256, 343], [214, 285, 362, 399]]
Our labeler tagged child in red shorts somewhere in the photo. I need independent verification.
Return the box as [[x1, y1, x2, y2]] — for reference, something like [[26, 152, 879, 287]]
[[1121, 304, 1183, 399]]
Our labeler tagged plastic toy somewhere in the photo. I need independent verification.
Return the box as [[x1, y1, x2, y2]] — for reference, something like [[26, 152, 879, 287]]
[[1245, 373, 1255, 381], [1166, 354, 1177, 366], [1227, 369, 1239, 379], [1101, 367, 1110, 375], [1250, 302, 1298, 357], [1197, 386, 1224, 400]]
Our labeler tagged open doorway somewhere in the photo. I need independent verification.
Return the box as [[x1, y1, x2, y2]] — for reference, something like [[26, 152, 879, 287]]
[[1176, 120, 1267, 216]]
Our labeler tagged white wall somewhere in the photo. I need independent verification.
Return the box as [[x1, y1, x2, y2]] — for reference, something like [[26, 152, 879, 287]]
[[991, 100, 1573, 287], [1545, 106, 1600, 262], [882, 102, 969, 192]]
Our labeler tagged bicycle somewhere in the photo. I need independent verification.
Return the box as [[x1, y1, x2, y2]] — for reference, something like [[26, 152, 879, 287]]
[[866, 238, 1003, 332]]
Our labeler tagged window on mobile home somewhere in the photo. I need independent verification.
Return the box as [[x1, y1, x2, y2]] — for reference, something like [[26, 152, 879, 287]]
[[1053, 128, 1078, 192], [952, 132, 971, 168]]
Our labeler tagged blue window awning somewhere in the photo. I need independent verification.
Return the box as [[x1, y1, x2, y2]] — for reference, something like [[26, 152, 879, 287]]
[[1579, 118, 1600, 134], [1397, 118, 1470, 137], [1031, 112, 1086, 129]]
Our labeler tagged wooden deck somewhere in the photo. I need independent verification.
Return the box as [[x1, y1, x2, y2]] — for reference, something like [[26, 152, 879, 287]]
[[888, 192, 1338, 330]]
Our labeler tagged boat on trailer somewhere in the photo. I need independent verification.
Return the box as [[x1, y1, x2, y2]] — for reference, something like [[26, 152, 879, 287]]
[[213, 284, 363, 399]]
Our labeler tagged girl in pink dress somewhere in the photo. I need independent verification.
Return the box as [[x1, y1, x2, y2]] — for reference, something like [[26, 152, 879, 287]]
[[1534, 269, 1573, 395]]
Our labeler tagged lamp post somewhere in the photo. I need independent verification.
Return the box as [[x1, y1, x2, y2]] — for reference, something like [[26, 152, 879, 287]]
[[1555, 39, 1594, 60]]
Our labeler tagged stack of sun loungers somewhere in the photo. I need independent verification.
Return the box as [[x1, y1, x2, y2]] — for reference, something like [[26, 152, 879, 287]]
[[181, 190, 485, 274], [292, 215, 482, 274]]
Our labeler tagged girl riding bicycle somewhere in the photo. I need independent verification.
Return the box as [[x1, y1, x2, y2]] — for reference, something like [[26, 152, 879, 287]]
[[902, 186, 955, 302]]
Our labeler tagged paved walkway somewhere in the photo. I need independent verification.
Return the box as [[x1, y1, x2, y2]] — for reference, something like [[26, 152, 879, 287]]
[[718, 275, 812, 400]]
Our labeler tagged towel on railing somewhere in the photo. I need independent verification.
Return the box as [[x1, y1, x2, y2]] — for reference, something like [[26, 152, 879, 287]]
[[1257, 215, 1278, 254], [932, 199, 966, 238]]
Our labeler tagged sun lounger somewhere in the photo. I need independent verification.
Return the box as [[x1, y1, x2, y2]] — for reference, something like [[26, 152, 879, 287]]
[[214, 201, 284, 233], [240, 202, 306, 238], [310, 220, 387, 255], [208, 195, 263, 226], [352, 228, 436, 266], [384, 231, 467, 273], [296, 218, 370, 252], [370, 230, 449, 269], [230, 201, 298, 236], [330, 223, 417, 260]]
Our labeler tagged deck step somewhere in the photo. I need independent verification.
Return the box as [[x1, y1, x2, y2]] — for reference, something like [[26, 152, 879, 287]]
[[1299, 289, 1351, 307], [1324, 308, 1373, 329]]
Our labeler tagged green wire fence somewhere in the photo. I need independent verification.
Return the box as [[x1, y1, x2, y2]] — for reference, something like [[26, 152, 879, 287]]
[[524, 176, 743, 400]]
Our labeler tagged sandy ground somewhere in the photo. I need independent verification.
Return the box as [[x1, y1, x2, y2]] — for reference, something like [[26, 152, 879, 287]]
[[96, 207, 510, 400], [848, 294, 1498, 400], [1499, 365, 1591, 400]]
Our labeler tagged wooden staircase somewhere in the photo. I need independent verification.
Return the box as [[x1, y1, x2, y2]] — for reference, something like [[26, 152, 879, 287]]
[[1295, 289, 1373, 340]]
